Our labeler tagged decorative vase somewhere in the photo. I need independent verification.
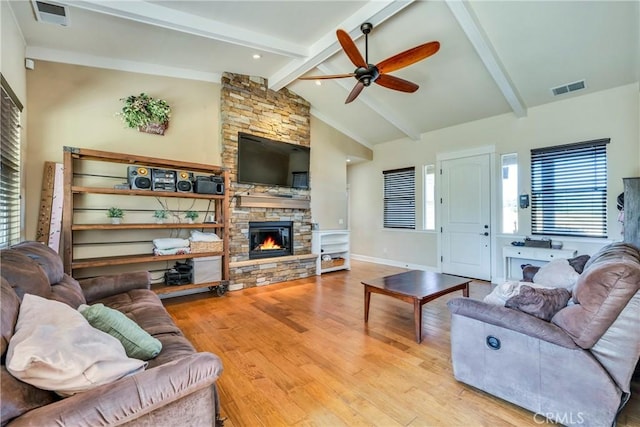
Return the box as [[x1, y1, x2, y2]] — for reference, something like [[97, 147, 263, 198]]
[[155, 219, 164, 224], [187, 218, 194, 224], [111, 218, 121, 225]]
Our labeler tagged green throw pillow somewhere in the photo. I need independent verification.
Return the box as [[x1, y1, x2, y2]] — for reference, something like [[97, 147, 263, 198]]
[[79, 304, 162, 360]]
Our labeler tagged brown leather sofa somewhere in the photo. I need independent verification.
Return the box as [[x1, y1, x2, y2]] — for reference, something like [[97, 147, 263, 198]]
[[1, 241, 224, 426], [448, 242, 640, 427]]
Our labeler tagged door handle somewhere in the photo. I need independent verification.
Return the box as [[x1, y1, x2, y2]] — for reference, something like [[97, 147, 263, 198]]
[[479, 232, 489, 236]]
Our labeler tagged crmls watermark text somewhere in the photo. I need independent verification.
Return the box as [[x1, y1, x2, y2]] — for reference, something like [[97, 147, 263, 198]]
[[534, 412, 585, 424]]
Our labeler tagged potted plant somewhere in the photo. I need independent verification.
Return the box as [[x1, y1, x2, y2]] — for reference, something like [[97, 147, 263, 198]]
[[118, 93, 171, 135], [107, 207, 124, 224], [185, 210, 199, 224], [153, 209, 169, 224]]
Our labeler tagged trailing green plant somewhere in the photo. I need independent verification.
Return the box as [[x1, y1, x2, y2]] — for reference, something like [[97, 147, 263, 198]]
[[153, 209, 170, 219], [106, 207, 124, 218], [185, 210, 199, 220], [119, 93, 171, 129]]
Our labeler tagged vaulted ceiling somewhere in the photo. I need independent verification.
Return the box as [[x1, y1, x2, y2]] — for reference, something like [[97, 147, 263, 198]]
[[8, 0, 640, 147]]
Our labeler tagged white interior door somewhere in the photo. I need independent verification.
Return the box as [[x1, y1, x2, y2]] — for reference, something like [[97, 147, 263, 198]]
[[441, 154, 491, 280]]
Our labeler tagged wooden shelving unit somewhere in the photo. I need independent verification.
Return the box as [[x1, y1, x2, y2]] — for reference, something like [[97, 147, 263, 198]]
[[62, 146, 230, 297]]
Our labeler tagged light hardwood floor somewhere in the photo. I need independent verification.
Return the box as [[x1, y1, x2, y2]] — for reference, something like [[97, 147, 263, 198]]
[[163, 260, 640, 427]]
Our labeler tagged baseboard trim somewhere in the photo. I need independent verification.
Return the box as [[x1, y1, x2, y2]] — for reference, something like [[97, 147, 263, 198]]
[[350, 254, 437, 272]]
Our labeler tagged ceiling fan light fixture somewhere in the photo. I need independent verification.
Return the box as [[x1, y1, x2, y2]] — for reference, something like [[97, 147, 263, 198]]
[[298, 22, 440, 104]]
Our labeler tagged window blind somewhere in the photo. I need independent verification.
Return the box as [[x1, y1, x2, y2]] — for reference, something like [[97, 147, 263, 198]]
[[1, 75, 23, 248], [383, 167, 415, 229], [531, 139, 608, 238]]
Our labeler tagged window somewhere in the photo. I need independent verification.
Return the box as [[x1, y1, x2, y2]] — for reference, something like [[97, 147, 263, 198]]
[[424, 165, 435, 230], [531, 139, 609, 238], [501, 153, 518, 233], [383, 167, 415, 229], [0, 75, 23, 248]]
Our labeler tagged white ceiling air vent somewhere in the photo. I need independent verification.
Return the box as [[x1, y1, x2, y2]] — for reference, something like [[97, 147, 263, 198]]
[[31, 0, 69, 26], [551, 80, 586, 96]]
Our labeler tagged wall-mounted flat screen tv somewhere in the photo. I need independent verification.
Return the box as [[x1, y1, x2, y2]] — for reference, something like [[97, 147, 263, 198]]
[[237, 132, 310, 189]]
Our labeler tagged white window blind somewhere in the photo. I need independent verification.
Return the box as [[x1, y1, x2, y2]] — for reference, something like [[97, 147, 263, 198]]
[[531, 139, 608, 238], [1, 75, 22, 248], [383, 167, 415, 229]]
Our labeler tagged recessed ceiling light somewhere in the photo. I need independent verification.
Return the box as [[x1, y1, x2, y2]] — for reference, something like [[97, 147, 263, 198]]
[[315, 80, 322, 86], [346, 158, 351, 162], [252, 54, 261, 60]]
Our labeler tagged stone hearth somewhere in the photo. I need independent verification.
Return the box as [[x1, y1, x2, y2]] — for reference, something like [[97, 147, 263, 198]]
[[220, 72, 316, 289]]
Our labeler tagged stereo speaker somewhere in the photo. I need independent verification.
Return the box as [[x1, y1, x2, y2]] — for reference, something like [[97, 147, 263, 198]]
[[127, 166, 152, 190], [194, 175, 224, 195], [176, 171, 194, 192]]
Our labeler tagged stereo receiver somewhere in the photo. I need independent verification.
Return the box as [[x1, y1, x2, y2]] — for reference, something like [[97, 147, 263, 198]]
[[152, 168, 177, 192]]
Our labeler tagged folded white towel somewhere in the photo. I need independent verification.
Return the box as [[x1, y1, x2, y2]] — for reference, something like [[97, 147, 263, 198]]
[[190, 230, 221, 242], [153, 247, 191, 256], [152, 238, 190, 250]]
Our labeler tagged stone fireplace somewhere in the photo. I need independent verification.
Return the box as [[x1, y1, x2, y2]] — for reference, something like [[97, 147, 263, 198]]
[[220, 72, 316, 289]]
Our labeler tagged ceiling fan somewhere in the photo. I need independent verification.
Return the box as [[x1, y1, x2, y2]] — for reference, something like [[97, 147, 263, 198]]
[[299, 22, 440, 104]]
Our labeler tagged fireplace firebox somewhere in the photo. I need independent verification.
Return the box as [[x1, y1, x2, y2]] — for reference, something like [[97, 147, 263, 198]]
[[249, 221, 293, 259]]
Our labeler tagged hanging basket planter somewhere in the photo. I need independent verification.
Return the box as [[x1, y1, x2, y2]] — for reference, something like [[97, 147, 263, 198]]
[[118, 93, 171, 136]]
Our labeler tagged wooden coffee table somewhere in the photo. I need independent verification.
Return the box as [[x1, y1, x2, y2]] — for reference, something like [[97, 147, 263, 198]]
[[362, 270, 470, 343]]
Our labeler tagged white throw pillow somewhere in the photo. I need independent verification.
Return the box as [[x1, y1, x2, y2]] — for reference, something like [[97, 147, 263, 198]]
[[6, 294, 146, 396], [532, 259, 579, 289]]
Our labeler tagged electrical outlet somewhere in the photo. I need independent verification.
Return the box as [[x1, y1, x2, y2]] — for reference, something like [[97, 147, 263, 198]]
[[338, 218, 344, 224]]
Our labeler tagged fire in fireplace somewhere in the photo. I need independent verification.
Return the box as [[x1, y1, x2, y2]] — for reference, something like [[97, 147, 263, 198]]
[[249, 221, 293, 259]]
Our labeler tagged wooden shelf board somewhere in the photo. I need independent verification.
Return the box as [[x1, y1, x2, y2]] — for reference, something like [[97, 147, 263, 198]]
[[72, 223, 222, 231], [151, 280, 226, 295], [65, 146, 226, 174], [72, 186, 225, 200], [320, 265, 350, 274], [72, 251, 223, 269]]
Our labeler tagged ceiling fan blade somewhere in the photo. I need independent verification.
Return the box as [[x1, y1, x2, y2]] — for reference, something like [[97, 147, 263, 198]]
[[336, 29, 367, 68], [345, 81, 365, 104], [375, 74, 419, 93], [376, 41, 440, 74], [298, 74, 355, 80]]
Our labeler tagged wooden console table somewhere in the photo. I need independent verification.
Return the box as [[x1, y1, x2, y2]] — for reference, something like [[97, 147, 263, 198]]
[[503, 246, 577, 280]]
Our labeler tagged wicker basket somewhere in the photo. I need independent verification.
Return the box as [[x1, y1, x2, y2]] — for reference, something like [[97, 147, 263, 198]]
[[321, 257, 345, 269], [190, 240, 223, 253]]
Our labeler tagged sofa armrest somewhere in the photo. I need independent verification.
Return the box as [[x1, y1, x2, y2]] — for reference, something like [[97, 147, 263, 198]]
[[79, 271, 151, 303], [447, 297, 578, 349], [7, 352, 223, 427]]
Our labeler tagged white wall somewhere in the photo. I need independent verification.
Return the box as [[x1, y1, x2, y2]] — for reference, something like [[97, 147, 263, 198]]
[[349, 83, 640, 280], [310, 115, 372, 231]]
